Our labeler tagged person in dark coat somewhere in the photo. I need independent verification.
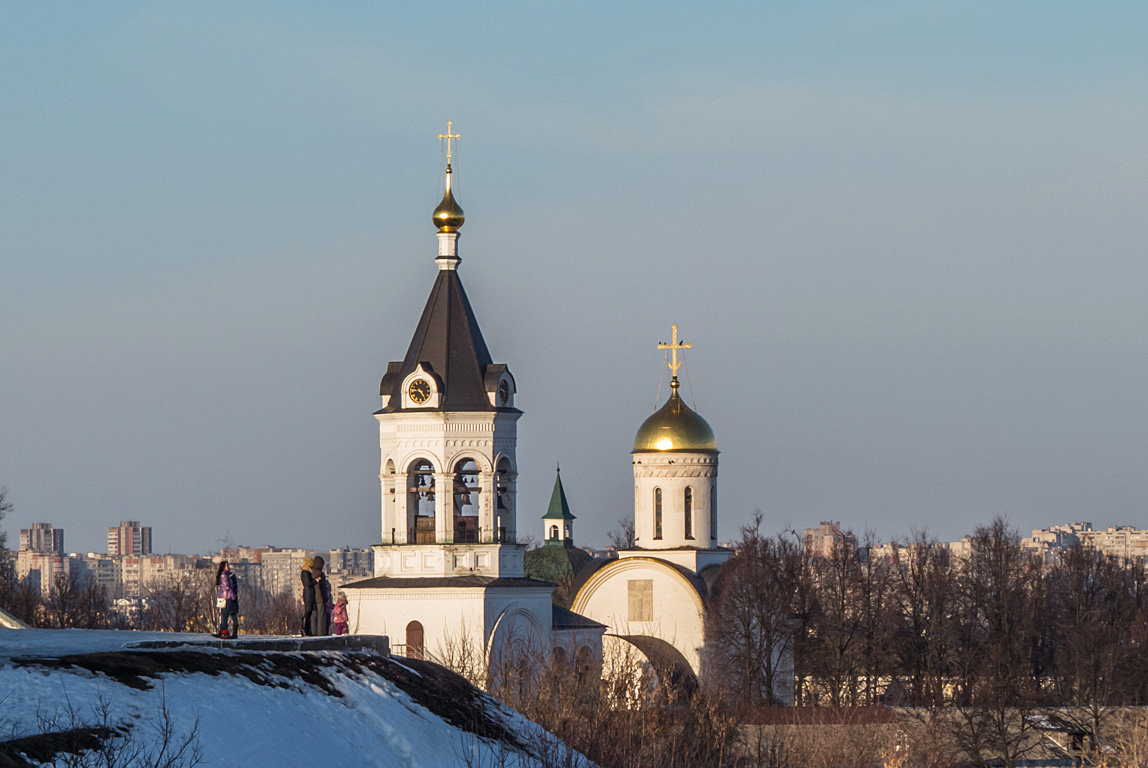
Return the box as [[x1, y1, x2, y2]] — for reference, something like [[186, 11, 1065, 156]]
[[311, 555, 331, 636], [300, 556, 317, 636], [216, 560, 239, 638]]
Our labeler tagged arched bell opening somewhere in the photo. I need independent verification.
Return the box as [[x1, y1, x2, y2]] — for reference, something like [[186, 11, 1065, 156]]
[[452, 457, 481, 543], [407, 459, 436, 544], [494, 457, 516, 543]]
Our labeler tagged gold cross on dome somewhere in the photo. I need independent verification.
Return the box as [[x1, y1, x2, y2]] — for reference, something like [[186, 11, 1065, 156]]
[[438, 121, 461, 164], [657, 323, 692, 381]]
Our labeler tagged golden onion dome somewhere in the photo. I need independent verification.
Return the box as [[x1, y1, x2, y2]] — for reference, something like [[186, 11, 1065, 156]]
[[633, 387, 717, 452], [433, 183, 465, 232]]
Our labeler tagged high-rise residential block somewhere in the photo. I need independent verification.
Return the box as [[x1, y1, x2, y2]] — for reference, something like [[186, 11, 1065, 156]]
[[19, 523, 64, 554], [107, 521, 152, 557]]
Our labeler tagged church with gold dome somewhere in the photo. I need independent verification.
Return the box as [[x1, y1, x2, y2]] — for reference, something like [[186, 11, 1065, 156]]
[[343, 124, 761, 694], [568, 326, 735, 688]]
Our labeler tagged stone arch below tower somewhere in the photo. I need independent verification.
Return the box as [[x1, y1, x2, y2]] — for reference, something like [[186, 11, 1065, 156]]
[[487, 606, 546, 670], [611, 634, 697, 692]]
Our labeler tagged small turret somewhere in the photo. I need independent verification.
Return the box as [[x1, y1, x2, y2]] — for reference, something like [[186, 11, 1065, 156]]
[[542, 466, 576, 547]]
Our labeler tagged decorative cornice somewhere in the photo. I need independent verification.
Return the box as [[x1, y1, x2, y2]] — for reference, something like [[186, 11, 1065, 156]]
[[633, 467, 718, 479]]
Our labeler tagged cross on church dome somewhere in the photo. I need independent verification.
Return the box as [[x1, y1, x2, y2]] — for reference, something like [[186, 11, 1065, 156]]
[[657, 323, 691, 390]]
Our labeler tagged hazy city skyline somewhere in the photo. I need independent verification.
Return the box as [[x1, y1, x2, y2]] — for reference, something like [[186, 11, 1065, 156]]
[[3, 3, 1146, 554]]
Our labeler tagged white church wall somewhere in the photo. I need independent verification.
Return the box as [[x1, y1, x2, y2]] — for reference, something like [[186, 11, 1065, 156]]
[[632, 451, 717, 549], [345, 587, 487, 663], [572, 558, 706, 679], [617, 547, 731, 575], [345, 585, 561, 674], [372, 543, 526, 578], [552, 628, 605, 665]]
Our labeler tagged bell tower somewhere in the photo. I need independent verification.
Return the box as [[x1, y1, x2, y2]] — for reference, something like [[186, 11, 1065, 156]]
[[372, 123, 524, 579]]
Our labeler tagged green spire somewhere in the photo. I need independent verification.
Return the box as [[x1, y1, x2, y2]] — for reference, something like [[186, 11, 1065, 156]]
[[542, 466, 575, 521]]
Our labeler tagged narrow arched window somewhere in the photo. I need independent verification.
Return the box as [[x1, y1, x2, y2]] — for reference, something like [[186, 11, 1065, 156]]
[[653, 488, 663, 540], [684, 487, 694, 539], [710, 485, 718, 542], [549, 525, 559, 540]]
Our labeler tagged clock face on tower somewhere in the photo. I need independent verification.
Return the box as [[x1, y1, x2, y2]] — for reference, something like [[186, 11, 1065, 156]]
[[408, 379, 432, 405], [498, 380, 509, 405]]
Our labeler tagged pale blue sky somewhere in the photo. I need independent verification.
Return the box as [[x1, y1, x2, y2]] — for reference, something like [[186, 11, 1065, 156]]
[[3, 2, 1147, 553]]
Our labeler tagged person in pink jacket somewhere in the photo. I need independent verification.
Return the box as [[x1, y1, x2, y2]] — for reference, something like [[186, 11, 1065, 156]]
[[331, 593, 349, 636]]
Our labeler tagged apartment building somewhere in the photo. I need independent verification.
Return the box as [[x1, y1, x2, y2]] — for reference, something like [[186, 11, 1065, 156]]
[[107, 521, 152, 557]]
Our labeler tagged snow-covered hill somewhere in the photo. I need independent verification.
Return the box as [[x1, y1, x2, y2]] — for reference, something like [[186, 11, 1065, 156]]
[[0, 630, 591, 768]]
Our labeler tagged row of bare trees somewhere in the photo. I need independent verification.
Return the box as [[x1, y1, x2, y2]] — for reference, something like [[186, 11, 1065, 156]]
[[709, 515, 1148, 711], [703, 515, 1148, 765], [0, 487, 303, 633], [0, 566, 302, 635]]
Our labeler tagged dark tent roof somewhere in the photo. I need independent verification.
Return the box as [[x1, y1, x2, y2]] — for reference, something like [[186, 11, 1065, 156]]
[[379, 268, 505, 413]]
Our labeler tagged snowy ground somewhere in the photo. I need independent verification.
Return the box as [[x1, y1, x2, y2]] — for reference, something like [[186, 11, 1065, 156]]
[[0, 630, 593, 768]]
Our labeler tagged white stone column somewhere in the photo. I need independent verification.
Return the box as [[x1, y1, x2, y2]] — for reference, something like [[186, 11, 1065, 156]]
[[434, 472, 453, 543], [479, 469, 495, 543], [380, 475, 398, 543], [502, 472, 518, 542], [394, 476, 414, 544]]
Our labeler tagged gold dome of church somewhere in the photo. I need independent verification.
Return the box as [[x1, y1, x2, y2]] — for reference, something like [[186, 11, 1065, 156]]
[[433, 182, 465, 232], [633, 386, 717, 452]]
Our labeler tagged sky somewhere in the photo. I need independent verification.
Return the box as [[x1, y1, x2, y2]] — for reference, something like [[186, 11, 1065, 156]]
[[2, 2, 1146, 555]]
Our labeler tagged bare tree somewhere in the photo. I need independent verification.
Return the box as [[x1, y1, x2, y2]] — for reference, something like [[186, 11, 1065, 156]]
[[75, 580, 112, 629], [0, 486, 15, 611], [1046, 545, 1140, 754], [607, 518, 635, 550], [142, 574, 194, 632], [889, 531, 955, 706], [46, 570, 85, 628], [490, 642, 739, 768], [30, 685, 202, 768], [707, 513, 804, 707], [6, 576, 43, 626], [241, 588, 301, 635], [854, 530, 895, 705], [804, 531, 864, 706], [945, 518, 1044, 768]]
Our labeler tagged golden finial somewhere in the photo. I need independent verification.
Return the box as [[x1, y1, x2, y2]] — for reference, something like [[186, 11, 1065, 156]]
[[657, 323, 692, 390], [433, 120, 465, 232]]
